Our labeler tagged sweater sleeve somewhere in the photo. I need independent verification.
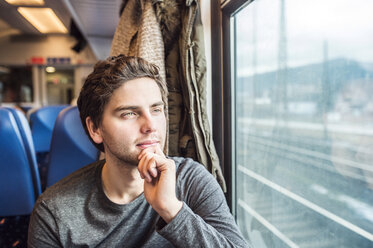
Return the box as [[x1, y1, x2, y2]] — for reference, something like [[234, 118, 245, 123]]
[[28, 200, 62, 248], [156, 159, 250, 248]]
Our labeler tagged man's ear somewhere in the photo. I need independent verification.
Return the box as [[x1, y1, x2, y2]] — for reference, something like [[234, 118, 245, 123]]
[[86, 117, 103, 145]]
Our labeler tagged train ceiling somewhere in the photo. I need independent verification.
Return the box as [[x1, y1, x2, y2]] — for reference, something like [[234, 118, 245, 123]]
[[0, 0, 122, 60]]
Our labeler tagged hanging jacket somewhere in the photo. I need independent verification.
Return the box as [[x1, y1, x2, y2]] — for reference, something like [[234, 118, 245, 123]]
[[180, 0, 226, 191], [155, 0, 226, 191]]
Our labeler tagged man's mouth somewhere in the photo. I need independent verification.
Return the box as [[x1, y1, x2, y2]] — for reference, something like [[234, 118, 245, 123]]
[[136, 140, 159, 149]]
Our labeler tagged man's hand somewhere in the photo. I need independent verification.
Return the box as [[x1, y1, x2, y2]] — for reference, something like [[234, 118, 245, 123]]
[[138, 145, 183, 223]]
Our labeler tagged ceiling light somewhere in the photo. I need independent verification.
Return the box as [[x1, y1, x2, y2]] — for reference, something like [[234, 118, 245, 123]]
[[45, 66, 56, 73], [17, 7, 67, 34], [5, 0, 44, 5]]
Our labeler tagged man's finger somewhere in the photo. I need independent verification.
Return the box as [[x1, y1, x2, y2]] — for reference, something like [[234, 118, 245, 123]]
[[139, 153, 153, 182], [137, 154, 147, 179], [155, 143, 165, 157], [138, 145, 157, 161], [148, 157, 158, 178]]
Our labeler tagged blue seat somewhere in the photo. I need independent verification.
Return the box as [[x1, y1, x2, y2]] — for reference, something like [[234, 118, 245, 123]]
[[6, 108, 42, 197], [46, 106, 99, 188], [0, 108, 41, 216], [30, 105, 68, 153]]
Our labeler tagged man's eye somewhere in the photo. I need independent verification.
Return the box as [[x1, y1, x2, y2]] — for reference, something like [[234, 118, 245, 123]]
[[153, 107, 163, 113], [122, 112, 136, 118]]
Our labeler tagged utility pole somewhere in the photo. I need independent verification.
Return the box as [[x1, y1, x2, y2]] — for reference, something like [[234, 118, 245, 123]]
[[277, 0, 288, 119], [322, 40, 330, 114], [250, 5, 258, 115]]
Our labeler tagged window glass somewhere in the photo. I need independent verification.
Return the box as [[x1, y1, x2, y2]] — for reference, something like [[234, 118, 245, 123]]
[[233, 0, 373, 247], [0, 66, 33, 103]]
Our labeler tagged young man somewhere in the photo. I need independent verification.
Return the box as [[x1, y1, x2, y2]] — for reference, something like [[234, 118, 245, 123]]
[[28, 55, 249, 247]]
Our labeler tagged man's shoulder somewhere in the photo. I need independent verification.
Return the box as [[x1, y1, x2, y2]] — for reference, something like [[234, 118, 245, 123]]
[[170, 157, 224, 210], [171, 156, 206, 173], [170, 156, 213, 183], [36, 160, 104, 208]]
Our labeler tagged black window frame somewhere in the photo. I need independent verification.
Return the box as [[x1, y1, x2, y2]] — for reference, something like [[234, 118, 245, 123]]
[[211, 0, 253, 215]]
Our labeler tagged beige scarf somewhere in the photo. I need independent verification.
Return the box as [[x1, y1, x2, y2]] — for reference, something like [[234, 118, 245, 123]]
[[110, 0, 166, 82]]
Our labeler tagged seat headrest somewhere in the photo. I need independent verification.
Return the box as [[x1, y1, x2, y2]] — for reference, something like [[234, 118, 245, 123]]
[[46, 106, 99, 187], [30, 105, 68, 153]]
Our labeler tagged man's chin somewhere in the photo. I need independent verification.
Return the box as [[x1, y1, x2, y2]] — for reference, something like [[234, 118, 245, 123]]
[[116, 155, 140, 167]]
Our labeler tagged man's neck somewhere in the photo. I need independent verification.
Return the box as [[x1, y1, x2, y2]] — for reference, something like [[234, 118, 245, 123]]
[[101, 156, 144, 205]]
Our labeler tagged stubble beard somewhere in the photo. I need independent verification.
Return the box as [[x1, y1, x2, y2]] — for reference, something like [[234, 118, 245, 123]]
[[103, 142, 139, 167], [104, 138, 165, 168], [114, 148, 139, 167]]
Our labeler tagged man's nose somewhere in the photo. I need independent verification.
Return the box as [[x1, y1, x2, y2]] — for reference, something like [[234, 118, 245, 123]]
[[140, 113, 156, 134]]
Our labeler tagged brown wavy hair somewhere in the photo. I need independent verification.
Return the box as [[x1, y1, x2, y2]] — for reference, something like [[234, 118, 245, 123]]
[[77, 55, 168, 152]]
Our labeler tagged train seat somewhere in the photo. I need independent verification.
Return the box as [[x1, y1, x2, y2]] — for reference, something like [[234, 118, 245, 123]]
[[29, 105, 68, 153], [0, 107, 41, 216], [0, 107, 41, 248], [29, 105, 68, 188], [5, 108, 42, 198], [46, 106, 99, 188]]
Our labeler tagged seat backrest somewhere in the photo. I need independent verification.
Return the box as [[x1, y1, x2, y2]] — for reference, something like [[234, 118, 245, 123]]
[[30, 105, 68, 153], [0, 108, 40, 216], [46, 106, 99, 188], [6, 107, 42, 198]]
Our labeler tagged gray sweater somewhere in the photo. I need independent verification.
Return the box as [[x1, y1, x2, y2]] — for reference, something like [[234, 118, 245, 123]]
[[28, 157, 249, 247]]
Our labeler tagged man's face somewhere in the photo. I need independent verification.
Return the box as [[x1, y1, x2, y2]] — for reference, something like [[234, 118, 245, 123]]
[[96, 77, 166, 166]]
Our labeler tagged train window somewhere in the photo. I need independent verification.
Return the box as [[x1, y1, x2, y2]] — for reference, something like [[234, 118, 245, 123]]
[[232, 0, 373, 247], [0, 66, 33, 103]]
